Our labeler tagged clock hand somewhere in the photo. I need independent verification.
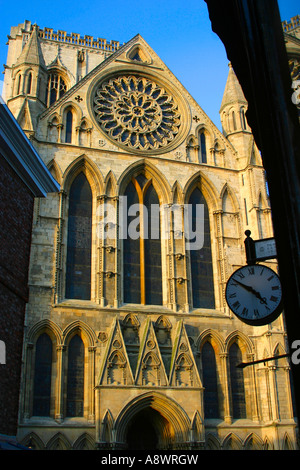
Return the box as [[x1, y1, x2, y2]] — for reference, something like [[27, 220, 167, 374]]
[[233, 279, 268, 305]]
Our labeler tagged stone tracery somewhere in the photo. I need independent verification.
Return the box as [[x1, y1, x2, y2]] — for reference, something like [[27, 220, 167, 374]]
[[93, 75, 181, 151]]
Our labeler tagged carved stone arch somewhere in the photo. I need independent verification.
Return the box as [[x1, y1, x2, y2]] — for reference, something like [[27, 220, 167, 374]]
[[47, 111, 62, 126], [47, 158, 62, 185], [126, 44, 152, 65], [100, 409, 115, 444], [220, 182, 240, 213], [143, 351, 161, 367], [20, 432, 46, 450], [24, 68, 33, 92], [213, 136, 226, 152], [273, 342, 288, 358], [206, 433, 221, 450], [186, 135, 198, 162], [282, 432, 294, 450], [46, 432, 71, 450], [244, 432, 264, 450], [176, 352, 193, 367], [187, 134, 196, 146], [63, 154, 104, 196], [78, 115, 93, 130], [225, 330, 254, 356], [13, 68, 23, 95], [118, 159, 171, 204], [60, 100, 82, 130], [26, 319, 63, 345], [104, 170, 117, 198], [257, 190, 268, 210], [191, 410, 204, 442], [222, 432, 243, 450], [114, 391, 191, 446], [122, 313, 140, 330], [171, 181, 184, 205], [195, 123, 214, 150], [47, 60, 72, 89], [196, 328, 225, 355], [263, 436, 274, 450], [108, 349, 127, 366], [183, 171, 219, 211], [73, 432, 95, 450], [62, 320, 97, 348], [154, 316, 172, 346], [155, 315, 172, 331]]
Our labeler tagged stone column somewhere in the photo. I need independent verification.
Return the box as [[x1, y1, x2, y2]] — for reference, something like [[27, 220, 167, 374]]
[[54, 190, 67, 303], [23, 343, 34, 420], [220, 352, 232, 423], [55, 344, 65, 421], [88, 346, 96, 422]]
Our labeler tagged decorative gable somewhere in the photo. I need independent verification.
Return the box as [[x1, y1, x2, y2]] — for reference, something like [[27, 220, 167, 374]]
[[98, 317, 134, 386], [169, 320, 201, 388], [135, 319, 168, 386]]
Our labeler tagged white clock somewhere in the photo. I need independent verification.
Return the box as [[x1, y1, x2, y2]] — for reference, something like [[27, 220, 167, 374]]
[[225, 264, 283, 326]]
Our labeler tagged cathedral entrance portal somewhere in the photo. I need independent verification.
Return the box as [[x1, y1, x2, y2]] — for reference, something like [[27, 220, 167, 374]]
[[114, 392, 191, 450]]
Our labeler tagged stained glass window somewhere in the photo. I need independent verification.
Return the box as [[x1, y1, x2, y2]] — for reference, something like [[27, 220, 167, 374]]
[[124, 181, 141, 304], [144, 184, 162, 305], [32, 333, 52, 416], [202, 342, 219, 419], [123, 176, 162, 305], [229, 343, 246, 419], [66, 335, 84, 417], [189, 188, 215, 309], [66, 172, 92, 300], [46, 73, 67, 106]]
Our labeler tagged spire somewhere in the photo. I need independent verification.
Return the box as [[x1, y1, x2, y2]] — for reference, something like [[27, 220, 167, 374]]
[[16, 24, 46, 68], [220, 63, 247, 113]]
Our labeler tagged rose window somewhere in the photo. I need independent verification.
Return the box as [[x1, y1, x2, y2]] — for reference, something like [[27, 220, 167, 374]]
[[92, 75, 181, 151]]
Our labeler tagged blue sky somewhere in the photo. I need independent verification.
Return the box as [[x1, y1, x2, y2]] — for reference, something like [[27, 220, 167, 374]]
[[0, 0, 299, 129]]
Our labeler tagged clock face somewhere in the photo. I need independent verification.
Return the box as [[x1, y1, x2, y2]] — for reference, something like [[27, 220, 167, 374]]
[[225, 264, 283, 326]]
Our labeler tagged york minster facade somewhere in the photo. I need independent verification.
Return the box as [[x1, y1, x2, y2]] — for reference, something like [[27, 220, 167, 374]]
[[2, 17, 300, 450]]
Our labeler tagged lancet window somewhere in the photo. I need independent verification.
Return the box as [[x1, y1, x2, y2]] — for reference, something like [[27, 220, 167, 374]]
[[201, 342, 220, 418], [66, 335, 84, 417], [32, 333, 52, 417], [66, 172, 92, 300], [123, 175, 162, 305], [189, 188, 215, 309]]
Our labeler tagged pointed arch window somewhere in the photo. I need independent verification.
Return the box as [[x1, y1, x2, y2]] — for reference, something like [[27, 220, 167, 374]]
[[240, 108, 247, 130], [65, 110, 73, 143], [202, 342, 220, 419], [66, 172, 92, 300], [26, 72, 32, 95], [189, 188, 215, 309], [232, 111, 237, 130], [16, 74, 22, 95], [229, 343, 246, 419], [123, 175, 162, 305], [46, 73, 67, 106], [66, 335, 84, 417], [198, 132, 207, 164], [32, 333, 52, 416]]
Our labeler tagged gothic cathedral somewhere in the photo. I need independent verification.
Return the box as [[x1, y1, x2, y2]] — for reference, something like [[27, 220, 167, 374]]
[[2, 17, 300, 450]]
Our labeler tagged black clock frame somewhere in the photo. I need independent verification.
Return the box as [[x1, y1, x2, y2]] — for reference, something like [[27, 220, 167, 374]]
[[225, 264, 283, 326]]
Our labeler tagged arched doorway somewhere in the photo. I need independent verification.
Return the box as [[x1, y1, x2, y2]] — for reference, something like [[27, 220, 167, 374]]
[[115, 392, 191, 450]]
